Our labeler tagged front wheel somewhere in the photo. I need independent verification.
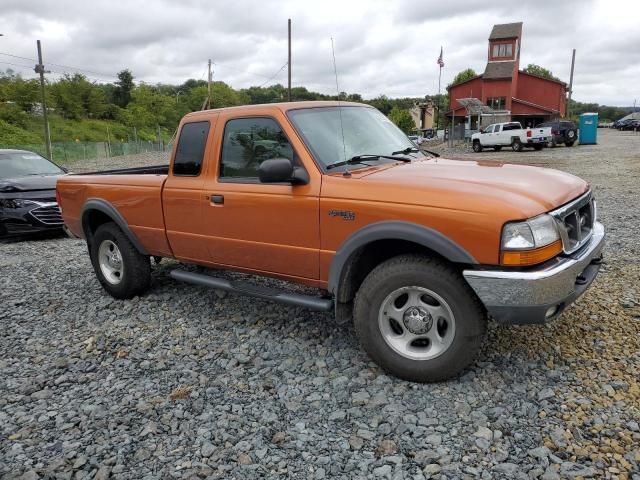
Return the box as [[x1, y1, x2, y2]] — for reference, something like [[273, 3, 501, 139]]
[[511, 138, 523, 152], [353, 255, 486, 382], [90, 222, 151, 299], [472, 141, 483, 153]]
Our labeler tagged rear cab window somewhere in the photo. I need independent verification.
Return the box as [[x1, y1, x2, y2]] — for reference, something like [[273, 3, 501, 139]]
[[173, 121, 210, 176]]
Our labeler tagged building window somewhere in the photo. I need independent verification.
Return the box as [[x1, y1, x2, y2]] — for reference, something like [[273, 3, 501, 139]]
[[487, 97, 506, 110], [492, 43, 513, 58]]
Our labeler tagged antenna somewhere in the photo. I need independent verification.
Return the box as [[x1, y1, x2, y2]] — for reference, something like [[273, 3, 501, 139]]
[[331, 37, 348, 174]]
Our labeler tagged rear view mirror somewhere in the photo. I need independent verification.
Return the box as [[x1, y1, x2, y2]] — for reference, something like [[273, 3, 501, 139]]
[[258, 158, 309, 185], [259, 158, 293, 183]]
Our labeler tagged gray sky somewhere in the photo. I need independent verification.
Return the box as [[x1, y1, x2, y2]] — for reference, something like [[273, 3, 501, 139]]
[[1, 0, 639, 106]]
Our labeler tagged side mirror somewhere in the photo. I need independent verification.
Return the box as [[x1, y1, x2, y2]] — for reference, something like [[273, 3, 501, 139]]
[[258, 158, 309, 185]]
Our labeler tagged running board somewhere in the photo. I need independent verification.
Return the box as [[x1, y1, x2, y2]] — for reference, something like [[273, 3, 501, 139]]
[[170, 269, 334, 312]]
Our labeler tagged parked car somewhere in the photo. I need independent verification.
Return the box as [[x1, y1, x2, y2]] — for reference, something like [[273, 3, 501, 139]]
[[471, 122, 552, 152], [0, 149, 67, 238], [407, 135, 419, 143], [620, 119, 640, 131], [538, 120, 578, 147], [57, 101, 605, 383], [614, 119, 635, 130]]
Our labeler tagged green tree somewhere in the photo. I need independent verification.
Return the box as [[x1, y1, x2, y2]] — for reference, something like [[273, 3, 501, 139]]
[[388, 106, 415, 134], [50, 74, 108, 120], [0, 70, 40, 112], [114, 69, 135, 108], [450, 68, 477, 86], [523, 64, 559, 81], [125, 84, 175, 128]]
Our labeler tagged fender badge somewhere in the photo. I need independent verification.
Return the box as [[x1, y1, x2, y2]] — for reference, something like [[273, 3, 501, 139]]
[[328, 209, 355, 221]]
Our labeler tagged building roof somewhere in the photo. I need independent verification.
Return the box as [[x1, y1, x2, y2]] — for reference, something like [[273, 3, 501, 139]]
[[489, 22, 523, 40], [483, 61, 515, 79]]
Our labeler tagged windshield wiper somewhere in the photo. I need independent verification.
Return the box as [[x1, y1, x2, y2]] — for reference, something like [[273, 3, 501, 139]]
[[391, 147, 420, 155], [326, 154, 411, 170]]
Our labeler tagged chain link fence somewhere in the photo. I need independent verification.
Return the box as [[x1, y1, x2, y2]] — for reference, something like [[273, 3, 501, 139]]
[[0, 140, 173, 173]]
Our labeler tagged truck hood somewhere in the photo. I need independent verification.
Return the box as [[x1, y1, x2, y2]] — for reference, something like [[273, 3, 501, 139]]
[[348, 157, 589, 218]]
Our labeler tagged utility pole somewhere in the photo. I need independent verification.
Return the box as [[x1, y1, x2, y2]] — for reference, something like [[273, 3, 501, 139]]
[[287, 19, 292, 102], [567, 49, 576, 118], [34, 40, 52, 160]]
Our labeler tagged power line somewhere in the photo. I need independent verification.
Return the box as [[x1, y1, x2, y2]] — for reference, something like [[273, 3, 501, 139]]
[[0, 51, 119, 82], [258, 62, 288, 88], [213, 60, 289, 81]]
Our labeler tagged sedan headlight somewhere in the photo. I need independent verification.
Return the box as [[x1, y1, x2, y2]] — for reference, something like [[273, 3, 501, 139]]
[[501, 214, 562, 266], [0, 198, 37, 209]]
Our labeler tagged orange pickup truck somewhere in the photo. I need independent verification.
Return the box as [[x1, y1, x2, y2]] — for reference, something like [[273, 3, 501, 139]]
[[57, 101, 605, 382]]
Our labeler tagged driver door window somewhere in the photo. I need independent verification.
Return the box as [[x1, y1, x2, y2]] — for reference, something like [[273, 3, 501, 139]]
[[220, 117, 295, 181]]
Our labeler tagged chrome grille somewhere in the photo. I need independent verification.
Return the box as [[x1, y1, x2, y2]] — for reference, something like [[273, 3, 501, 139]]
[[550, 191, 595, 254], [30, 202, 63, 226]]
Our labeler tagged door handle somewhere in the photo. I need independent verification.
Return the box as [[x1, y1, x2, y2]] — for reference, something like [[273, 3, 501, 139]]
[[210, 194, 224, 205]]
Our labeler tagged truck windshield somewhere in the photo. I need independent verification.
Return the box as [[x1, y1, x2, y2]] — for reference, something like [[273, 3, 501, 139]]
[[0, 152, 64, 179], [288, 106, 423, 169]]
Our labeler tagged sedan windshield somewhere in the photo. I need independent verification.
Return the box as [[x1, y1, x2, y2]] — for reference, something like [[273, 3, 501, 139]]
[[288, 106, 423, 169], [0, 152, 63, 179]]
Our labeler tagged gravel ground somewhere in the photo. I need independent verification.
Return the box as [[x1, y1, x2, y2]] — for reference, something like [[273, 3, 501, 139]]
[[1, 129, 639, 479]]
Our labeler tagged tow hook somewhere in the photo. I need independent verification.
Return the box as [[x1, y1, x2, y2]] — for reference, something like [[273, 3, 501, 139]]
[[590, 255, 603, 265]]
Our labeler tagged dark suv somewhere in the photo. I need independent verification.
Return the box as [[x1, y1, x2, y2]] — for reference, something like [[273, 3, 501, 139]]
[[538, 120, 578, 147]]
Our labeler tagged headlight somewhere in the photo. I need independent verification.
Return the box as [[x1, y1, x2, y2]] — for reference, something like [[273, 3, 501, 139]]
[[0, 199, 37, 209], [501, 214, 562, 266]]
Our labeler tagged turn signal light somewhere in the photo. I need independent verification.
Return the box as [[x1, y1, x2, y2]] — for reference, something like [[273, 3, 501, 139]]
[[501, 240, 562, 266]]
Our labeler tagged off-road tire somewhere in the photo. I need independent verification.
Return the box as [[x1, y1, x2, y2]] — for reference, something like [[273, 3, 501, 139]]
[[493, 146, 502, 151], [472, 141, 483, 153], [90, 222, 150, 299], [511, 138, 523, 152], [353, 254, 486, 382]]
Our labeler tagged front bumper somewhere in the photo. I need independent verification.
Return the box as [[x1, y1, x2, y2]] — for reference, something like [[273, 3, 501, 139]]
[[463, 221, 605, 324], [0, 200, 64, 237]]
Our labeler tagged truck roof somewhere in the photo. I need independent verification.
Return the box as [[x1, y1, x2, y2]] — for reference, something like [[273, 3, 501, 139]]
[[183, 100, 368, 119]]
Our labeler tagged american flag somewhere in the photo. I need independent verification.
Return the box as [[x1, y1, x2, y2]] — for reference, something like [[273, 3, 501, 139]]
[[437, 47, 444, 68]]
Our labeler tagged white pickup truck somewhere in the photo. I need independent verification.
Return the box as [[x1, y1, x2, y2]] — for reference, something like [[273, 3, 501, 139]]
[[471, 122, 552, 152]]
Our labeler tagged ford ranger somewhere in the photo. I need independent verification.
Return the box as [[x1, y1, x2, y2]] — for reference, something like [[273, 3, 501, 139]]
[[57, 101, 605, 382]]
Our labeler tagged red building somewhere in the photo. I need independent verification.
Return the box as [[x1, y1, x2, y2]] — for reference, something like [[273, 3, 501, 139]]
[[447, 22, 567, 128]]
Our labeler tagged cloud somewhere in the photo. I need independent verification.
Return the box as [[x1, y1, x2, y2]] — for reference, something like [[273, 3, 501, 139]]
[[0, 0, 638, 106]]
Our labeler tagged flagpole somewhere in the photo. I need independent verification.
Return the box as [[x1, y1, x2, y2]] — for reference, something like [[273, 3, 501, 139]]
[[437, 64, 442, 130], [436, 46, 444, 133]]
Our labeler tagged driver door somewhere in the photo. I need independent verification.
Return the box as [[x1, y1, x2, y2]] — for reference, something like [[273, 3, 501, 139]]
[[200, 110, 321, 281]]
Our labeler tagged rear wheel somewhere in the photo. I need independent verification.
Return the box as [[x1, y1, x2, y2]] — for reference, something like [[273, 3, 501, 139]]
[[511, 138, 523, 152], [90, 222, 150, 299], [353, 254, 486, 382], [472, 141, 483, 153], [493, 146, 502, 151]]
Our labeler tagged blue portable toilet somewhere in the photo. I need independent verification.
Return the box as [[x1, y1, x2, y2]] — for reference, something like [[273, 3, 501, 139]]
[[579, 112, 598, 145]]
